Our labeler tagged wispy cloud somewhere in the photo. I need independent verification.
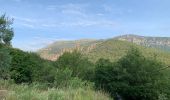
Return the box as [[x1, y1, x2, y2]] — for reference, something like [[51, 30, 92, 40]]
[[46, 3, 88, 17], [10, 3, 118, 31], [46, 3, 88, 11], [11, 0, 22, 2], [46, 5, 58, 10], [12, 15, 116, 29], [102, 4, 133, 15], [15, 37, 74, 51], [58, 20, 116, 27], [12, 16, 42, 29], [12, 16, 38, 23]]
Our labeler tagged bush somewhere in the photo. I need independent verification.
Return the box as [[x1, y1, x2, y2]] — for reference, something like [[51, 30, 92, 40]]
[[95, 47, 170, 100], [54, 68, 93, 89], [56, 50, 95, 81], [54, 68, 72, 88], [0, 46, 11, 79], [9, 49, 33, 83], [9, 48, 56, 84]]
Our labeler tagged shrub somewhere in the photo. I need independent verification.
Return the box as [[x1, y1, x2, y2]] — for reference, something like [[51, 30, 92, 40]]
[[56, 50, 95, 80], [54, 68, 72, 88], [95, 47, 170, 100], [0, 46, 11, 79], [9, 49, 33, 83]]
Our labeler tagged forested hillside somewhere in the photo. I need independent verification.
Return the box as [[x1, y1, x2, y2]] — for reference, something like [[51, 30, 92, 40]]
[[1, 14, 170, 100], [38, 38, 170, 65], [0, 14, 112, 100], [87, 39, 170, 65]]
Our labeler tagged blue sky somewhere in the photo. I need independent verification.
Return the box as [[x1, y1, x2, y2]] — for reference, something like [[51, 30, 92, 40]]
[[0, 0, 170, 51]]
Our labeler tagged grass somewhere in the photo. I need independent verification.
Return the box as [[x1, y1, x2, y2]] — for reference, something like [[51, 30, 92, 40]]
[[0, 80, 112, 100]]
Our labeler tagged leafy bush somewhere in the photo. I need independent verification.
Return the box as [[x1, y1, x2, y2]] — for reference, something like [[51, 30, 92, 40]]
[[0, 46, 11, 79], [56, 50, 95, 81], [95, 47, 170, 100], [9, 49, 33, 83], [54, 68, 94, 89], [54, 68, 72, 88]]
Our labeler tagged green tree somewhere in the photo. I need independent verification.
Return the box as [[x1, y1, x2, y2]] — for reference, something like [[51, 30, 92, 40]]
[[0, 45, 11, 79], [0, 14, 13, 80], [9, 49, 33, 83], [0, 14, 14, 45], [56, 50, 94, 80], [95, 47, 170, 100]]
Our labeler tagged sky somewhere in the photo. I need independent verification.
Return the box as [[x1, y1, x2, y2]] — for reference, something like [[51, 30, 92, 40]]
[[0, 0, 170, 51]]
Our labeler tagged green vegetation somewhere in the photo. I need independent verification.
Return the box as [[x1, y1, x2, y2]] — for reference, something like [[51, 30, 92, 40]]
[[0, 14, 111, 100], [38, 39, 100, 60], [56, 51, 95, 81], [1, 14, 170, 100], [38, 37, 170, 66], [0, 45, 11, 79], [94, 48, 170, 100], [0, 14, 14, 46], [0, 80, 111, 100], [0, 41, 111, 100], [87, 39, 170, 65]]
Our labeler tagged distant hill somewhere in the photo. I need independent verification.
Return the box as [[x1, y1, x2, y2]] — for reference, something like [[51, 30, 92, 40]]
[[38, 39, 103, 61], [115, 34, 170, 52], [37, 34, 170, 65], [87, 39, 170, 65]]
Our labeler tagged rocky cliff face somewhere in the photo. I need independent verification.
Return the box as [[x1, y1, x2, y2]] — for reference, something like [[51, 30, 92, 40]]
[[115, 34, 170, 52], [38, 34, 170, 61], [38, 39, 99, 61]]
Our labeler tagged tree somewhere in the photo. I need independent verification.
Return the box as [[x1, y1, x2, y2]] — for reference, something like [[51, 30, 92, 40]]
[[0, 14, 14, 80], [0, 14, 14, 45], [9, 49, 33, 83], [0, 45, 11, 79], [95, 47, 170, 100], [56, 50, 94, 80]]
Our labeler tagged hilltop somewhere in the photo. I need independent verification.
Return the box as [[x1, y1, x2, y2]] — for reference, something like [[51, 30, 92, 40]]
[[38, 39, 103, 60], [115, 34, 170, 52], [38, 34, 170, 65]]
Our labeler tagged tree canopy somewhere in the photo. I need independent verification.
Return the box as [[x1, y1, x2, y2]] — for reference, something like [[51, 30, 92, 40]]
[[0, 14, 14, 45], [95, 47, 170, 100]]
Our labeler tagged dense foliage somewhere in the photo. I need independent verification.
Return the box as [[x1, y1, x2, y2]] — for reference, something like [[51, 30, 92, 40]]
[[1, 14, 170, 100], [0, 45, 11, 79], [0, 14, 14, 45], [94, 48, 170, 100], [56, 50, 95, 80]]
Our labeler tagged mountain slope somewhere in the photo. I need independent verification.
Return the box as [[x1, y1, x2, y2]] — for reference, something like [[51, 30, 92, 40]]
[[38, 35, 170, 65], [38, 39, 103, 60], [115, 34, 170, 52], [87, 39, 170, 65]]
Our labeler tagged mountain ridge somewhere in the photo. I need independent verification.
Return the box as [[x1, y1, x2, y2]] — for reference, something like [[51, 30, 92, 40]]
[[115, 34, 170, 52], [37, 34, 170, 64]]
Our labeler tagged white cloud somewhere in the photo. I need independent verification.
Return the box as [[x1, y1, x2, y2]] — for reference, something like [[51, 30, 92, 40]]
[[103, 4, 123, 15], [12, 16, 37, 23], [11, 0, 22, 2], [14, 37, 74, 51], [13, 17, 116, 29], [102, 4, 133, 15], [20, 23, 35, 28], [12, 3, 117, 29], [46, 3, 88, 17], [46, 5, 58, 10]]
